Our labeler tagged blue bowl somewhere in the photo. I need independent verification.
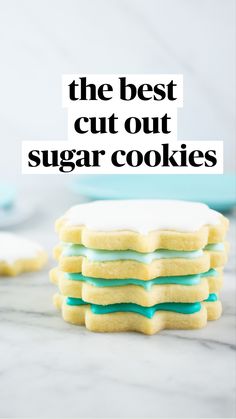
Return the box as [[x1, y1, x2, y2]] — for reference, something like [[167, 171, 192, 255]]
[[70, 174, 236, 212]]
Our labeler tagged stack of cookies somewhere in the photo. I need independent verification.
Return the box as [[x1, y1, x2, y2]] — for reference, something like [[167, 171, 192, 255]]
[[50, 200, 229, 335]]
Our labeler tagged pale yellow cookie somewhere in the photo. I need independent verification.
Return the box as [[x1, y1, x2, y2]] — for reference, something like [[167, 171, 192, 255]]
[[0, 232, 47, 276], [50, 267, 223, 306], [55, 200, 229, 251], [204, 243, 229, 268], [54, 245, 227, 279], [203, 300, 222, 321], [53, 294, 221, 335]]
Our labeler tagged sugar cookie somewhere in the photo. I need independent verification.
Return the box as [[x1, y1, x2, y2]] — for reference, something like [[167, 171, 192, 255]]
[[54, 243, 228, 279], [0, 232, 47, 276], [53, 293, 222, 335], [50, 267, 223, 306], [55, 200, 228, 251]]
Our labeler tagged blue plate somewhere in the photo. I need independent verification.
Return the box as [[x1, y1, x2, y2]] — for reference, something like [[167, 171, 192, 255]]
[[70, 174, 236, 212]]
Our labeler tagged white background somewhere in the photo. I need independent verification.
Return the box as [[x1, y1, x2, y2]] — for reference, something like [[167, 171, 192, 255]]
[[0, 0, 235, 187]]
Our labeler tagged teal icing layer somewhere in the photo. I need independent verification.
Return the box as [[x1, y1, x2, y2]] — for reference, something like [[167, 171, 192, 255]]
[[204, 243, 224, 251], [65, 297, 202, 318], [202, 268, 218, 277], [66, 297, 88, 306], [62, 244, 203, 263], [204, 293, 218, 302], [91, 302, 202, 318], [64, 268, 218, 290]]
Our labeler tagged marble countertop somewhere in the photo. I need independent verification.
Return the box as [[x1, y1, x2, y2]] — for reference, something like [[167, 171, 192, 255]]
[[0, 189, 235, 418]]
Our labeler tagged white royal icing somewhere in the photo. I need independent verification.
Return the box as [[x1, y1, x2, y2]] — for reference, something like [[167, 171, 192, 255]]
[[64, 199, 221, 234], [0, 232, 43, 264]]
